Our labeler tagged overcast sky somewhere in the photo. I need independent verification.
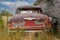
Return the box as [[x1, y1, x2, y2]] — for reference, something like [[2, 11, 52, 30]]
[[0, 0, 36, 14]]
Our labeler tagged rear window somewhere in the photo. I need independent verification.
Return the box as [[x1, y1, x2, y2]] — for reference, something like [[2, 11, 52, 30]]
[[21, 10, 32, 14]]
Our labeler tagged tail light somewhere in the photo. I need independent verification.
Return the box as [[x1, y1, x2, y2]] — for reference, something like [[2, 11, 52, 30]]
[[9, 23, 14, 27], [9, 22, 15, 27]]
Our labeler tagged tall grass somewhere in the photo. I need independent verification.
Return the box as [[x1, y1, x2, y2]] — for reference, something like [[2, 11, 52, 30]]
[[0, 16, 60, 40]]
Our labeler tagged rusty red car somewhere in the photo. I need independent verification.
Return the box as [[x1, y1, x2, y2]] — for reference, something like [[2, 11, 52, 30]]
[[8, 6, 52, 31]]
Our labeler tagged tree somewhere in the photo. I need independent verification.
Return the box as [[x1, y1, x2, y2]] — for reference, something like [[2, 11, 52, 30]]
[[0, 10, 13, 16]]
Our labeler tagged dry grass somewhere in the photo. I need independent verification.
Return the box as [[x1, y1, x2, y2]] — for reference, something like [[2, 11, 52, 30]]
[[0, 30, 60, 40], [0, 16, 60, 40]]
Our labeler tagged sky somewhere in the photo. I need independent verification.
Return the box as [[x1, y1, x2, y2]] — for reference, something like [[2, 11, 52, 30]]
[[0, 0, 36, 14]]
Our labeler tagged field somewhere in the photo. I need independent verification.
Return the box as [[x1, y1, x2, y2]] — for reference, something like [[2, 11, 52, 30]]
[[0, 16, 60, 40]]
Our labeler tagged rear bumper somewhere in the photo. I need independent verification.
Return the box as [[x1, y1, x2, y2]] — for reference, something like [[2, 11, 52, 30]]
[[8, 26, 50, 30]]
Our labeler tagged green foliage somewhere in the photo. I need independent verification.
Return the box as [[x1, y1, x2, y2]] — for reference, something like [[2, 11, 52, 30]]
[[0, 15, 4, 31]]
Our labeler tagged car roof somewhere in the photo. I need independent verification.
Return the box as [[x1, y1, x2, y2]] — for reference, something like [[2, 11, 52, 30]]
[[17, 6, 41, 10]]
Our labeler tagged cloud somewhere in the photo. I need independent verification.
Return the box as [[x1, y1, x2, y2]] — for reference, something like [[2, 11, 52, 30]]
[[1, 1, 30, 10], [1, 1, 30, 14]]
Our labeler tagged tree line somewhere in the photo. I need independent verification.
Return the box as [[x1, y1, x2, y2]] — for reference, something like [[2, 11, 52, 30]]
[[0, 10, 13, 16]]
